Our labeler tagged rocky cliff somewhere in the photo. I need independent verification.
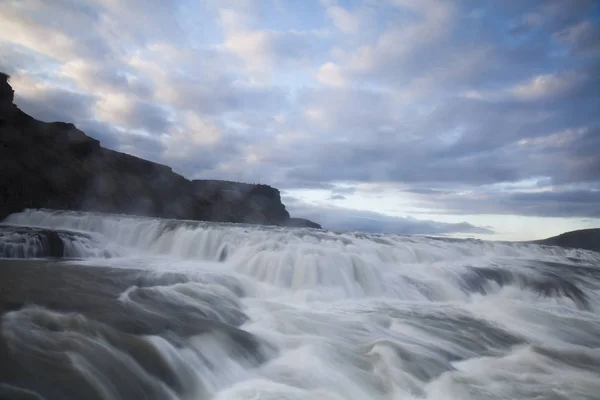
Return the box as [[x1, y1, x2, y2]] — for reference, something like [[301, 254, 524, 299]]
[[0, 73, 321, 228]]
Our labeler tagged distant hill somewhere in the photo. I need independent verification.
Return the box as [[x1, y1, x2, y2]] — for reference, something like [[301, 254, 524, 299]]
[[0, 72, 321, 229], [531, 228, 600, 253]]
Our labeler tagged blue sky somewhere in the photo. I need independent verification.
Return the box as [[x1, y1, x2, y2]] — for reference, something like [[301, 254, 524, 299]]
[[1, 0, 599, 240]]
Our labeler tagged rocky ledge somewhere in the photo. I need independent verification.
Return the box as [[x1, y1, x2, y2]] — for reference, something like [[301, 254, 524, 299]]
[[0, 73, 321, 228]]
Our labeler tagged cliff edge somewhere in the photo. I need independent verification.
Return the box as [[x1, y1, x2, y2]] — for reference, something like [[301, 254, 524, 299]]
[[0, 73, 321, 228]]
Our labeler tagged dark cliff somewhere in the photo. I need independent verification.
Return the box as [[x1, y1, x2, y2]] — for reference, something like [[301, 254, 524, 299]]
[[0, 73, 321, 228]]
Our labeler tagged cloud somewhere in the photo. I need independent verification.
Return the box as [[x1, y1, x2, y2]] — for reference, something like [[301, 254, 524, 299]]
[[331, 186, 356, 195], [94, 93, 170, 133], [329, 194, 346, 200], [334, 0, 457, 84], [285, 197, 494, 235], [415, 188, 600, 219], [325, 5, 363, 34], [230, 30, 314, 64], [0, 42, 58, 76], [556, 20, 600, 55], [223, 27, 324, 75], [511, 72, 585, 100], [1, 0, 599, 234], [162, 112, 222, 160], [269, 74, 599, 188], [60, 59, 153, 99], [10, 73, 97, 123], [316, 62, 345, 86], [0, 0, 108, 62]]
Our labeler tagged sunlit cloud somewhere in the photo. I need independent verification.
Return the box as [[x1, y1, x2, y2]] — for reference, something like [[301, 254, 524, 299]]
[[1, 0, 599, 238]]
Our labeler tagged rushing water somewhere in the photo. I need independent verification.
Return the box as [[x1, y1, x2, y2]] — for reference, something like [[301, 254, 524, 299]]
[[1, 209, 600, 400]]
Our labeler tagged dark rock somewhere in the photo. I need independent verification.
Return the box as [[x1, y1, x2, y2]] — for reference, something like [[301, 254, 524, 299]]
[[0, 225, 78, 258], [0, 72, 16, 123], [0, 73, 320, 228], [285, 217, 323, 229], [530, 228, 600, 253], [0, 72, 14, 104], [40, 229, 64, 258], [191, 180, 291, 225]]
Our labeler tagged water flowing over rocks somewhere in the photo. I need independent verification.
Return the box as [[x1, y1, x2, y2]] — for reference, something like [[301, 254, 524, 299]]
[[1, 209, 600, 399]]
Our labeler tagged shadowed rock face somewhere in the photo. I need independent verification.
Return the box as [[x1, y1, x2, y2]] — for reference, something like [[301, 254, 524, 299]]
[[531, 228, 600, 253], [0, 226, 65, 258], [286, 217, 323, 229], [0, 72, 14, 105], [0, 73, 320, 228], [0, 225, 110, 258]]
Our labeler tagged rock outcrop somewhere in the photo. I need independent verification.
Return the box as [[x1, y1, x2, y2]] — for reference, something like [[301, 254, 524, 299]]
[[190, 180, 291, 224], [0, 225, 90, 258], [0, 73, 321, 228], [0, 72, 14, 106], [531, 228, 600, 253], [286, 217, 323, 229]]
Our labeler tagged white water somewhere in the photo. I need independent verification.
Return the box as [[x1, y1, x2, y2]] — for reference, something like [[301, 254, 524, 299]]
[[2, 209, 600, 400]]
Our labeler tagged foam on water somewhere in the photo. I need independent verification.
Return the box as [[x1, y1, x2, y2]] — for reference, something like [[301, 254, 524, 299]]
[[2, 208, 600, 400]]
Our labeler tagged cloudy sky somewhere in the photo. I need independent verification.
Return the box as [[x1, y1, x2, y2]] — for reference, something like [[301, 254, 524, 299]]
[[1, 0, 599, 240]]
